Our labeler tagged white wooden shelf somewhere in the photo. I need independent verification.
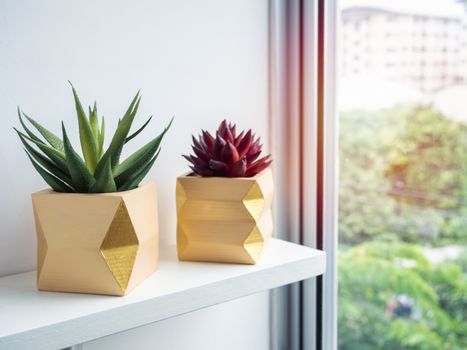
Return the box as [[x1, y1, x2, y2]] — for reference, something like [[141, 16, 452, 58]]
[[0, 239, 325, 350]]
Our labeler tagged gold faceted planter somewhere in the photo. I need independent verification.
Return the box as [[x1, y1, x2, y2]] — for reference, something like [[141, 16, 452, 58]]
[[32, 183, 159, 296], [176, 168, 273, 264]]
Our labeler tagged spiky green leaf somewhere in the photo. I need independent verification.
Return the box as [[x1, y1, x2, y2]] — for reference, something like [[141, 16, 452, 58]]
[[22, 112, 64, 152], [94, 92, 140, 175], [18, 108, 45, 144], [69, 82, 99, 172], [89, 157, 116, 193], [62, 123, 95, 192], [98, 116, 105, 159], [15, 129, 68, 171], [117, 152, 159, 191], [114, 117, 173, 185], [18, 132, 71, 184], [89, 102, 99, 141], [111, 97, 141, 168], [125, 116, 152, 144], [24, 151, 73, 192]]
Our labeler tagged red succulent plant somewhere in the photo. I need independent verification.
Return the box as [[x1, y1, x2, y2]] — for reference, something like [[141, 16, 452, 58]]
[[184, 120, 272, 177]]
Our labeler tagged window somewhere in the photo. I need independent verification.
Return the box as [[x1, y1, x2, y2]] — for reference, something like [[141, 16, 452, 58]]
[[338, 1, 467, 349]]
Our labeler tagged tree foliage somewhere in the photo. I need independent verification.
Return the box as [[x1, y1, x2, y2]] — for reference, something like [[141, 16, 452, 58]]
[[339, 242, 467, 350], [339, 106, 467, 349], [339, 106, 467, 246]]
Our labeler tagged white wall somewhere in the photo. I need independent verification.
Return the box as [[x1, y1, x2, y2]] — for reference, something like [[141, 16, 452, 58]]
[[0, 0, 270, 349], [85, 292, 270, 350]]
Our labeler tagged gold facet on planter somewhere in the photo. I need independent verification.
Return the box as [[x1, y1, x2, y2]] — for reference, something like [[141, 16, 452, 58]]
[[32, 183, 159, 296], [176, 168, 273, 264]]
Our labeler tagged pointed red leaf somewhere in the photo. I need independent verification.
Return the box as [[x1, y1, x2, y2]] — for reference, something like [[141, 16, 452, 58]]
[[190, 155, 208, 167], [202, 130, 215, 150], [231, 124, 237, 139], [218, 119, 228, 133], [219, 121, 234, 142], [192, 164, 214, 177], [214, 134, 226, 158], [183, 154, 194, 164], [246, 139, 261, 157], [229, 159, 247, 177], [192, 135, 203, 150], [246, 155, 271, 176], [192, 145, 210, 162], [247, 150, 261, 163], [209, 159, 228, 175], [221, 141, 239, 164], [237, 130, 252, 158], [234, 130, 244, 147], [246, 160, 272, 177]]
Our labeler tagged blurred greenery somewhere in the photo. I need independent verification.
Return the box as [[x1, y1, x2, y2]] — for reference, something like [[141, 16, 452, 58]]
[[339, 242, 467, 350], [338, 106, 467, 349]]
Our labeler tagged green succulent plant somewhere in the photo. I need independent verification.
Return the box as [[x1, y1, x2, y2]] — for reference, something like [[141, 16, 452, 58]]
[[15, 83, 172, 193]]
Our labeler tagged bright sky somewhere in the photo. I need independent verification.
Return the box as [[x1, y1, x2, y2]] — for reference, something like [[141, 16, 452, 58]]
[[341, 0, 466, 18]]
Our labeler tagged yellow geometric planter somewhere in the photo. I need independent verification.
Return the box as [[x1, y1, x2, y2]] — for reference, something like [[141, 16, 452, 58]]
[[176, 168, 273, 264], [31, 183, 159, 296]]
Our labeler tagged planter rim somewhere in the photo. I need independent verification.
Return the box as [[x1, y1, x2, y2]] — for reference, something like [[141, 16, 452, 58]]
[[32, 181, 155, 196], [177, 167, 272, 181]]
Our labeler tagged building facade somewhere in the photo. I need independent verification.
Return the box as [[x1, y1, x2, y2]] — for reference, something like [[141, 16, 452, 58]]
[[340, 6, 467, 92]]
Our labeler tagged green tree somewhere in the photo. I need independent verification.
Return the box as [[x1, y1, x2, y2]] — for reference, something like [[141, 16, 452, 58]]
[[385, 107, 467, 210], [339, 241, 467, 350], [339, 105, 467, 349], [339, 106, 467, 246]]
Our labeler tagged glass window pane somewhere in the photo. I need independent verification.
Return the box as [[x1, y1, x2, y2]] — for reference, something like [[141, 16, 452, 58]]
[[338, 1, 467, 349]]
